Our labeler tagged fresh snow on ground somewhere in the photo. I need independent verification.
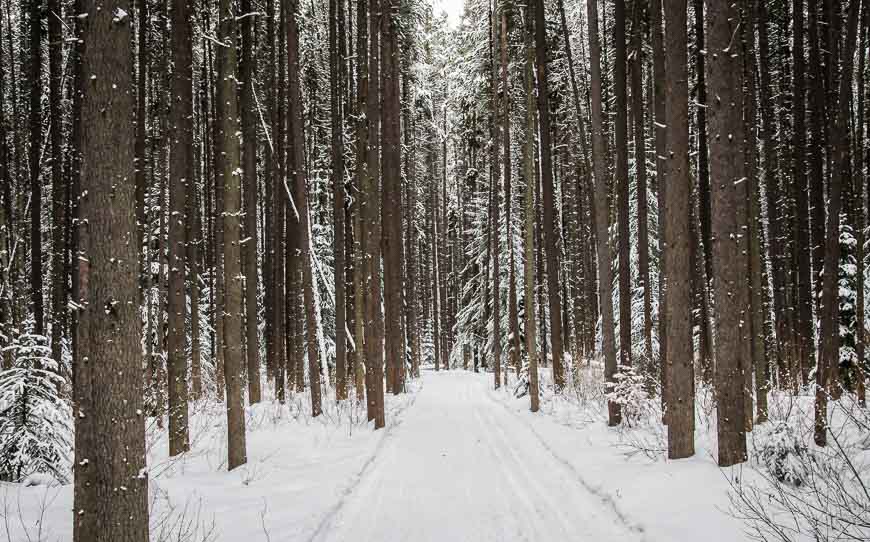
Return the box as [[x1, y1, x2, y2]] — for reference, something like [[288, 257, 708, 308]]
[[4, 370, 753, 541]]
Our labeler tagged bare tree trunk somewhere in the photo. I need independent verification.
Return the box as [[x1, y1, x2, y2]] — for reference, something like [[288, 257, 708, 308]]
[[330, 0, 348, 400], [631, 0, 652, 362], [614, 0, 632, 376], [501, 4, 521, 380], [524, 0, 539, 412], [587, 0, 620, 425], [73, 1, 149, 537], [48, 0, 65, 364], [662, 0, 695, 459], [29, 0, 44, 335], [365, 0, 385, 428], [650, 0, 668, 414], [795, 0, 816, 390], [288, 0, 322, 417], [489, 0, 501, 389], [217, 0, 247, 469], [382, 0, 405, 394], [692, 0, 714, 378], [706, 0, 748, 467], [815, 0, 860, 447], [743, 0, 767, 425], [534, 0, 565, 390], [167, 0, 193, 455], [240, 0, 261, 405], [354, 0, 368, 405]]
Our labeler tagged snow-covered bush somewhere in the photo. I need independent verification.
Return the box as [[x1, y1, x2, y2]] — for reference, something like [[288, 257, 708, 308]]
[[605, 365, 654, 428], [732, 396, 870, 541], [755, 421, 813, 486], [0, 331, 72, 483]]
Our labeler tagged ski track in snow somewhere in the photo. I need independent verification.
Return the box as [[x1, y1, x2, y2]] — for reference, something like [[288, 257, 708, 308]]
[[314, 371, 644, 542]]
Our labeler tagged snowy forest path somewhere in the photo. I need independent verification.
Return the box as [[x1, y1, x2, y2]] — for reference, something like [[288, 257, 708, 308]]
[[312, 370, 645, 542]]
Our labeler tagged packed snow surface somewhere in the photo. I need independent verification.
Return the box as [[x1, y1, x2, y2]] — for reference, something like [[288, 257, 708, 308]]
[[4, 370, 750, 541]]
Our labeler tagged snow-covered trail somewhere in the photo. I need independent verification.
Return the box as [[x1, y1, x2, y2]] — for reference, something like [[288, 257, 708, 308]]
[[313, 370, 645, 542]]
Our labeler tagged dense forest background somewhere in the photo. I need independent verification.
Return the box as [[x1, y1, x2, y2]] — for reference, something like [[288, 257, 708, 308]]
[[0, 0, 869, 539]]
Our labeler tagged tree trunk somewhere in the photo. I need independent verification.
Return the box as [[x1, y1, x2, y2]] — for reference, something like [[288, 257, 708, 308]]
[[650, 0, 667, 414], [330, 0, 348, 400], [815, 0, 860, 447], [534, 0, 565, 391], [73, 1, 149, 537], [29, 0, 44, 335], [662, 0, 695, 459], [587, 0, 619, 424], [502, 5, 521, 380], [795, 0, 816, 389], [365, 0, 385, 428], [614, 0, 632, 376], [288, 0, 322, 417], [631, 0, 651, 362], [240, 0, 261, 405], [167, 0, 193, 455], [48, 0, 65, 364], [743, 0, 767, 425], [217, 0, 247, 469], [524, 0, 539, 412], [382, 0, 405, 395], [706, 0, 748, 467]]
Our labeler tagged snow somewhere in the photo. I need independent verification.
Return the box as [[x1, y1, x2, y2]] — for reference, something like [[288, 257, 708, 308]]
[[6, 371, 754, 541]]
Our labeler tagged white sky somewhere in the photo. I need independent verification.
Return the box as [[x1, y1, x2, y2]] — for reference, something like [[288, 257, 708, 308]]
[[433, 0, 464, 28]]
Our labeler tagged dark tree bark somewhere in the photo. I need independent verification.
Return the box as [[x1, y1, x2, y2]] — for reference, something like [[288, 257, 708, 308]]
[[73, 1, 148, 538], [663, 0, 695, 459], [795, 0, 816, 388], [524, 0, 539, 412], [382, 0, 405, 395], [167, 0, 193, 456], [743, 0, 767, 425], [706, 0, 748, 467], [534, 0, 565, 390], [364, 0, 385, 427], [29, 0, 44, 334], [631, 0, 652, 362], [614, 0, 632, 375], [815, 0, 860, 447], [217, 0, 247, 469], [650, 0, 668, 414], [48, 0, 65, 364], [502, 4, 521, 380], [330, 0, 348, 400], [692, 0, 714, 377], [240, 0, 261, 405], [288, 0, 322, 417], [587, 0, 620, 425], [489, 0, 501, 389]]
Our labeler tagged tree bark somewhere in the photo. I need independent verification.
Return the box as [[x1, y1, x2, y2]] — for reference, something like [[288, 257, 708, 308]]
[[217, 0, 247, 469], [73, 1, 148, 537], [167, 0, 193, 455], [288, 0, 322, 417], [705, 0, 748, 467], [240, 0, 261, 405], [364, 0, 385, 427], [534, 0, 565, 390], [330, 0, 348, 400], [382, 0, 405, 395], [662, 0, 695, 459], [815, 0, 860, 447], [614, 0, 632, 375], [587, 0, 620, 424]]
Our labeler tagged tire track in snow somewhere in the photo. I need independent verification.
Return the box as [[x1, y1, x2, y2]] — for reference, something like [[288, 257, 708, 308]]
[[486, 389, 651, 540], [306, 392, 419, 542]]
